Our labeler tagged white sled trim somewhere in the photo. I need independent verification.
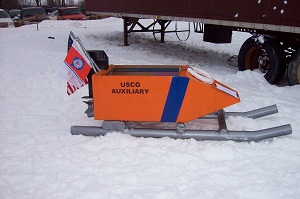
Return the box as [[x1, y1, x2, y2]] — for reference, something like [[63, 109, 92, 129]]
[[187, 67, 214, 84]]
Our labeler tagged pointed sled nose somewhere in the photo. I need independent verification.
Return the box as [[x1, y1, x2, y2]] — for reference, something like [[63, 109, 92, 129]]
[[172, 68, 240, 122]]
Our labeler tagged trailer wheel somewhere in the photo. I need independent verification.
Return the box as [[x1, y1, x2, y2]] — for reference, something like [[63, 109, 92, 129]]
[[287, 50, 300, 85], [238, 36, 286, 84]]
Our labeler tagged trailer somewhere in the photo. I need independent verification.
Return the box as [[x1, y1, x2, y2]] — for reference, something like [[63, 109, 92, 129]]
[[85, 0, 300, 86]]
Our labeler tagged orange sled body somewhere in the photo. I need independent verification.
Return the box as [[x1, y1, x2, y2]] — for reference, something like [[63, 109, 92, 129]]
[[92, 65, 240, 122]]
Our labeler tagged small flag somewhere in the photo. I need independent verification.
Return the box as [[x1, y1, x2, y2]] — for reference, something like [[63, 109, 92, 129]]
[[67, 35, 74, 52], [64, 43, 91, 82], [60, 32, 92, 95], [66, 33, 83, 95], [67, 78, 88, 95]]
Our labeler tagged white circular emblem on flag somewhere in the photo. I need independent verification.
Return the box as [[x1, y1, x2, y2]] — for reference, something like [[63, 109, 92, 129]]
[[71, 57, 85, 70]]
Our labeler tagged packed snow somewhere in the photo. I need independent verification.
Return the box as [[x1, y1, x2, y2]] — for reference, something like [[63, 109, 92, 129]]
[[0, 18, 299, 199]]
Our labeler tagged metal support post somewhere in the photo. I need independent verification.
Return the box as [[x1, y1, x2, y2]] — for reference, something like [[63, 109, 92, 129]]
[[123, 17, 129, 46], [159, 20, 166, 43]]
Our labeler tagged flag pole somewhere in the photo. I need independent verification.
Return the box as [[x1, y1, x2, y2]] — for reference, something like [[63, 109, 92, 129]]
[[70, 31, 100, 73]]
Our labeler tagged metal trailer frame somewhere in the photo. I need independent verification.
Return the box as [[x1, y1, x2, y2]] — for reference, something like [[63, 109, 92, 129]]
[[71, 104, 292, 142], [95, 11, 300, 34]]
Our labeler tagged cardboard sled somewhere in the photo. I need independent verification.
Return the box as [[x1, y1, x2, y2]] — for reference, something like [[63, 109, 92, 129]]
[[92, 65, 240, 122]]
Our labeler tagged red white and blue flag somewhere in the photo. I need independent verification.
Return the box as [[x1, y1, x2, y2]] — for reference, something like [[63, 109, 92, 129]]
[[61, 33, 91, 95], [64, 42, 91, 83]]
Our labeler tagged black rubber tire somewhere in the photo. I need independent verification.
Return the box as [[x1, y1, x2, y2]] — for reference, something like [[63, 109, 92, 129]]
[[238, 36, 286, 84], [287, 50, 300, 85]]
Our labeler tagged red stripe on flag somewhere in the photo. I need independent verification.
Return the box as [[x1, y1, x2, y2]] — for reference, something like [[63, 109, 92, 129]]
[[67, 78, 88, 95], [67, 82, 76, 95]]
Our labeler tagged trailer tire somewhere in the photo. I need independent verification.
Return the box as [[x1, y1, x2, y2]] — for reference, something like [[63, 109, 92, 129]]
[[287, 50, 300, 85], [238, 36, 286, 84]]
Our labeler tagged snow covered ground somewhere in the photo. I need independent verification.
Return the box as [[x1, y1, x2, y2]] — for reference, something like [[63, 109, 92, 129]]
[[0, 18, 299, 199]]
